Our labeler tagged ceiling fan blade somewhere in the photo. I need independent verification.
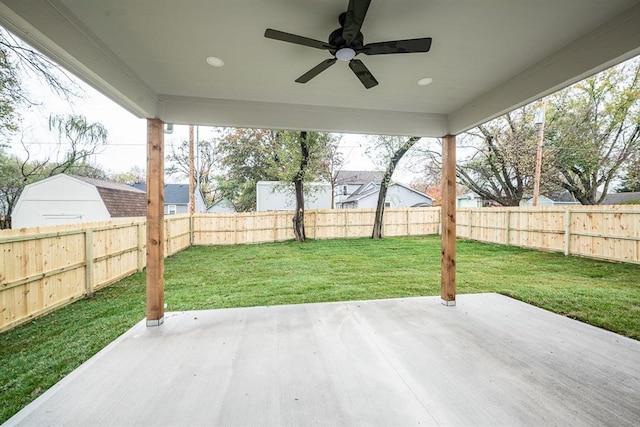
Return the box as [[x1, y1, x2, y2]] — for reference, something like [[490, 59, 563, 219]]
[[348, 59, 378, 89], [342, 0, 371, 44], [295, 58, 338, 83], [265, 29, 332, 50], [362, 38, 432, 55]]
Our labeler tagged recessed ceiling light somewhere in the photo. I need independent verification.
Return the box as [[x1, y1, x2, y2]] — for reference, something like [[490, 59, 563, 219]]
[[417, 77, 434, 86], [206, 56, 224, 67]]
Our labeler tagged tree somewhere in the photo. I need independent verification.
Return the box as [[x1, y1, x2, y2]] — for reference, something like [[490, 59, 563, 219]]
[[617, 149, 640, 192], [111, 166, 146, 184], [46, 114, 108, 176], [322, 136, 344, 208], [449, 103, 567, 206], [0, 27, 79, 146], [214, 128, 336, 213], [368, 135, 421, 239], [166, 130, 223, 206], [0, 150, 25, 228], [0, 28, 78, 104], [545, 59, 640, 204], [214, 128, 283, 211], [0, 114, 108, 228], [292, 132, 309, 242]]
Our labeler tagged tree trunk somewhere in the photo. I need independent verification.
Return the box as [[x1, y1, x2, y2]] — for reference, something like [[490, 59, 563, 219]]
[[293, 131, 309, 242], [372, 137, 420, 239]]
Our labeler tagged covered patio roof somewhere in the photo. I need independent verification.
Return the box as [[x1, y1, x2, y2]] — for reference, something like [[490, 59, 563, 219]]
[[1, 1, 639, 319], [1, 0, 639, 137]]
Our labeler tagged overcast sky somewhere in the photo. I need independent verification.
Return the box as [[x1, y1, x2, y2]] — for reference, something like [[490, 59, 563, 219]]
[[8, 71, 431, 184]]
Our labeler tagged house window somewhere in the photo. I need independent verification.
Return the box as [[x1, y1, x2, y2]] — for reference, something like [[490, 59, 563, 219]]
[[384, 201, 391, 207], [342, 185, 348, 195], [168, 204, 177, 215]]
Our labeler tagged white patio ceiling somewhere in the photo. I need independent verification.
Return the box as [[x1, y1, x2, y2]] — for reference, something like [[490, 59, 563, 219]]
[[0, 0, 639, 137]]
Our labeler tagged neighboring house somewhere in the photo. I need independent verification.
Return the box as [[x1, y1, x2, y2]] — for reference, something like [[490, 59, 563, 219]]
[[132, 183, 207, 214], [456, 192, 501, 207], [11, 174, 146, 228], [602, 192, 640, 205], [256, 181, 332, 211], [334, 170, 384, 209], [208, 198, 236, 213], [521, 191, 580, 206], [340, 181, 433, 209], [456, 192, 484, 208]]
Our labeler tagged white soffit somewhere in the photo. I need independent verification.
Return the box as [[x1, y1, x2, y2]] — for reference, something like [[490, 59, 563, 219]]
[[0, 0, 639, 137]]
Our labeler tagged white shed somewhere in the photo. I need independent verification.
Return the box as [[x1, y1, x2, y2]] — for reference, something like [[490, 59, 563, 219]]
[[256, 181, 332, 211], [11, 174, 147, 229]]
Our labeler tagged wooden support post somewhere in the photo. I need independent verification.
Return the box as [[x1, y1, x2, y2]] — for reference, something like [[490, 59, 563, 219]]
[[84, 229, 94, 297], [188, 125, 195, 215], [146, 118, 165, 327], [441, 135, 457, 306]]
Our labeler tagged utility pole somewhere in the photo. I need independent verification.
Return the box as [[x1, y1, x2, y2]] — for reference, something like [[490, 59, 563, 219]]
[[532, 101, 546, 206], [189, 125, 195, 214]]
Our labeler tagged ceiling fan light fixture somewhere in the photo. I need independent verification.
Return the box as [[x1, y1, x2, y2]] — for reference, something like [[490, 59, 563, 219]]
[[417, 77, 434, 86], [335, 47, 356, 61], [206, 56, 225, 67]]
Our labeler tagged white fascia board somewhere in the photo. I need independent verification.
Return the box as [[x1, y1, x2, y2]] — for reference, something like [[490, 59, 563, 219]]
[[157, 95, 448, 138], [448, 2, 640, 135], [0, 0, 157, 118]]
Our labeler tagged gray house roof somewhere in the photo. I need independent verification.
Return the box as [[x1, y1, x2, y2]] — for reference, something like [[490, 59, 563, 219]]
[[73, 175, 147, 217], [603, 192, 640, 205], [344, 181, 433, 205], [132, 183, 192, 205], [334, 170, 384, 185]]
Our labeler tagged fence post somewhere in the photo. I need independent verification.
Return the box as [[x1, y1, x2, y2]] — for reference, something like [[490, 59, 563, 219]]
[[314, 211, 318, 239], [137, 222, 145, 272], [406, 208, 410, 236], [234, 215, 239, 244], [273, 212, 278, 242], [165, 219, 172, 256], [189, 215, 194, 246], [84, 228, 94, 297], [344, 210, 348, 238], [505, 210, 511, 246], [564, 209, 571, 256]]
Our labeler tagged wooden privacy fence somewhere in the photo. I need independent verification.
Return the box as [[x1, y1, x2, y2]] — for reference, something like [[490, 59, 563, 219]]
[[0, 208, 439, 331], [193, 208, 441, 245], [2, 206, 639, 332], [0, 215, 191, 332], [458, 206, 640, 264]]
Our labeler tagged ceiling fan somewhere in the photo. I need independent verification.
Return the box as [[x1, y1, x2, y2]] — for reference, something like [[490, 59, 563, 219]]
[[264, 0, 432, 89]]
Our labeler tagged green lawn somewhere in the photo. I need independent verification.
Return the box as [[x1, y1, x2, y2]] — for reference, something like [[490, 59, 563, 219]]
[[1, 236, 639, 423]]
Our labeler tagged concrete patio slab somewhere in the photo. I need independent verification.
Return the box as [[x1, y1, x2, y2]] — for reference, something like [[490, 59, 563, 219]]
[[5, 293, 640, 426]]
